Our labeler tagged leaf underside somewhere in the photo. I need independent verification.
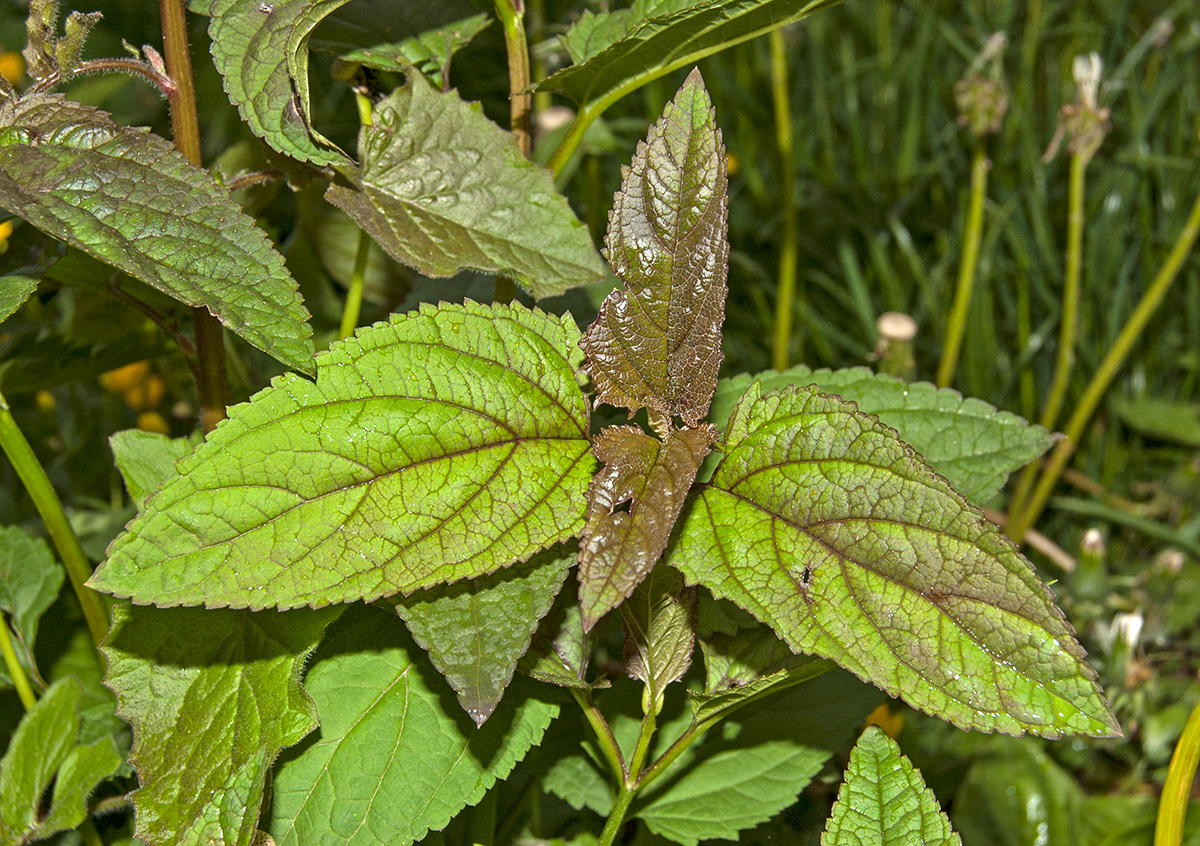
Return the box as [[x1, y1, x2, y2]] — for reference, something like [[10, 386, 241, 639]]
[[581, 67, 727, 426], [540, 0, 843, 109], [670, 383, 1119, 738], [327, 70, 606, 299], [335, 12, 491, 78], [101, 603, 340, 846], [90, 301, 595, 610], [711, 366, 1056, 504], [395, 545, 574, 725], [0, 525, 63, 689], [823, 727, 961, 846], [578, 424, 715, 628], [518, 575, 608, 690], [206, 0, 352, 166], [0, 94, 315, 374], [560, 0, 693, 65], [269, 605, 559, 846]]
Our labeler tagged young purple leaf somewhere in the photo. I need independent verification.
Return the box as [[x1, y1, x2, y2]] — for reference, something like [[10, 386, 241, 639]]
[[578, 424, 717, 630], [581, 67, 727, 426]]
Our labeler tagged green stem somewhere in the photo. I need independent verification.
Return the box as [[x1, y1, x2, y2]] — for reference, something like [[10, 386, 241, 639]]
[[0, 615, 37, 710], [570, 688, 626, 781], [1010, 149, 1088, 521], [597, 707, 656, 846], [339, 231, 371, 340], [0, 391, 108, 646], [597, 785, 637, 846], [936, 139, 989, 388], [770, 28, 800, 370], [160, 0, 228, 432], [1040, 150, 1087, 432], [495, 0, 532, 158], [1007, 175, 1200, 543], [1156, 698, 1200, 846], [546, 105, 600, 179]]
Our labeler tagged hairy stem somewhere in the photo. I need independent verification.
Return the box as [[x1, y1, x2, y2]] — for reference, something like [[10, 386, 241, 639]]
[[1007, 175, 1200, 542], [936, 139, 989, 387], [0, 615, 37, 709], [160, 0, 228, 432], [770, 28, 800, 370], [0, 390, 108, 645], [1156, 697, 1200, 846], [570, 688, 626, 781]]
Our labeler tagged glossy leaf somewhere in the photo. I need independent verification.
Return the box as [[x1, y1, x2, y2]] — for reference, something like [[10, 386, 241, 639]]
[[710, 366, 1056, 504], [0, 94, 315, 374], [335, 12, 490, 80], [581, 69, 726, 426], [109, 429, 192, 510], [823, 727, 960, 846], [579, 425, 716, 628], [206, 0, 352, 166], [101, 603, 339, 846], [634, 669, 881, 845], [395, 545, 573, 725], [621, 565, 696, 708], [539, 0, 840, 111], [269, 604, 559, 846], [0, 273, 37, 324], [670, 383, 1119, 738], [326, 71, 605, 299], [90, 302, 595, 610], [0, 525, 63, 690]]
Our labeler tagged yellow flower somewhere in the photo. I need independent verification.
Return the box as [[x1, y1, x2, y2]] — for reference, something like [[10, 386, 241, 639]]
[[100, 360, 152, 393], [0, 52, 24, 86], [34, 390, 55, 413], [863, 703, 904, 738], [0, 219, 12, 254], [136, 411, 171, 435], [726, 151, 740, 177]]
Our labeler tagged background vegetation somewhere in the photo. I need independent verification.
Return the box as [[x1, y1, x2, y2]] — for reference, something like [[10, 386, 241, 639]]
[[1, 0, 1199, 842]]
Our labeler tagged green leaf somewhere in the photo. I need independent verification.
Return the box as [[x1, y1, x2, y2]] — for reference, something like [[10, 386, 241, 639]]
[[0, 95, 316, 374], [519, 577, 609, 690], [579, 425, 716, 629], [1110, 394, 1200, 447], [634, 669, 880, 845], [581, 69, 726, 426], [0, 677, 80, 842], [538, 0, 840, 112], [206, 0, 352, 166], [101, 603, 340, 846], [326, 71, 606, 299], [334, 12, 491, 81], [670, 383, 1119, 738], [710, 366, 1056, 504], [0, 274, 38, 324], [0, 525, 63, 690], [90, 302, 595, 610], [823, 727, 960, 846], [36, 735, 123, 837], [621, 566, 696, 709], [949, 739, 1081, 846], [109, 429, 193, 511], [697, 619, 808, 695], [395, 545, 573, 725], [269, 604, 559, 846], [690, 658, 834, 726]]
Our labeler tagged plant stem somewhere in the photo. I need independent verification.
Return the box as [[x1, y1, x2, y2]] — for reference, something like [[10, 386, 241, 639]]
[[936, 139, 989, 388], [1040, 149, 1087, 432], [547, 105, 600, 178], [570, 688, 626, 781], [1010, 149, 1087, 520], [1007, 176, 1200, 543], [597, 707, 656, 846], [160, 0, 228, 433], [495, 0, 532, 158], [1156, 697, 1200, 846], [0, 391, 108, 646], [597, 784, 637, 846], [339, 231, 371, 339], [770, 28, 800, 370], [0, 615, 37, 710], [494, 0, 530, 305]]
